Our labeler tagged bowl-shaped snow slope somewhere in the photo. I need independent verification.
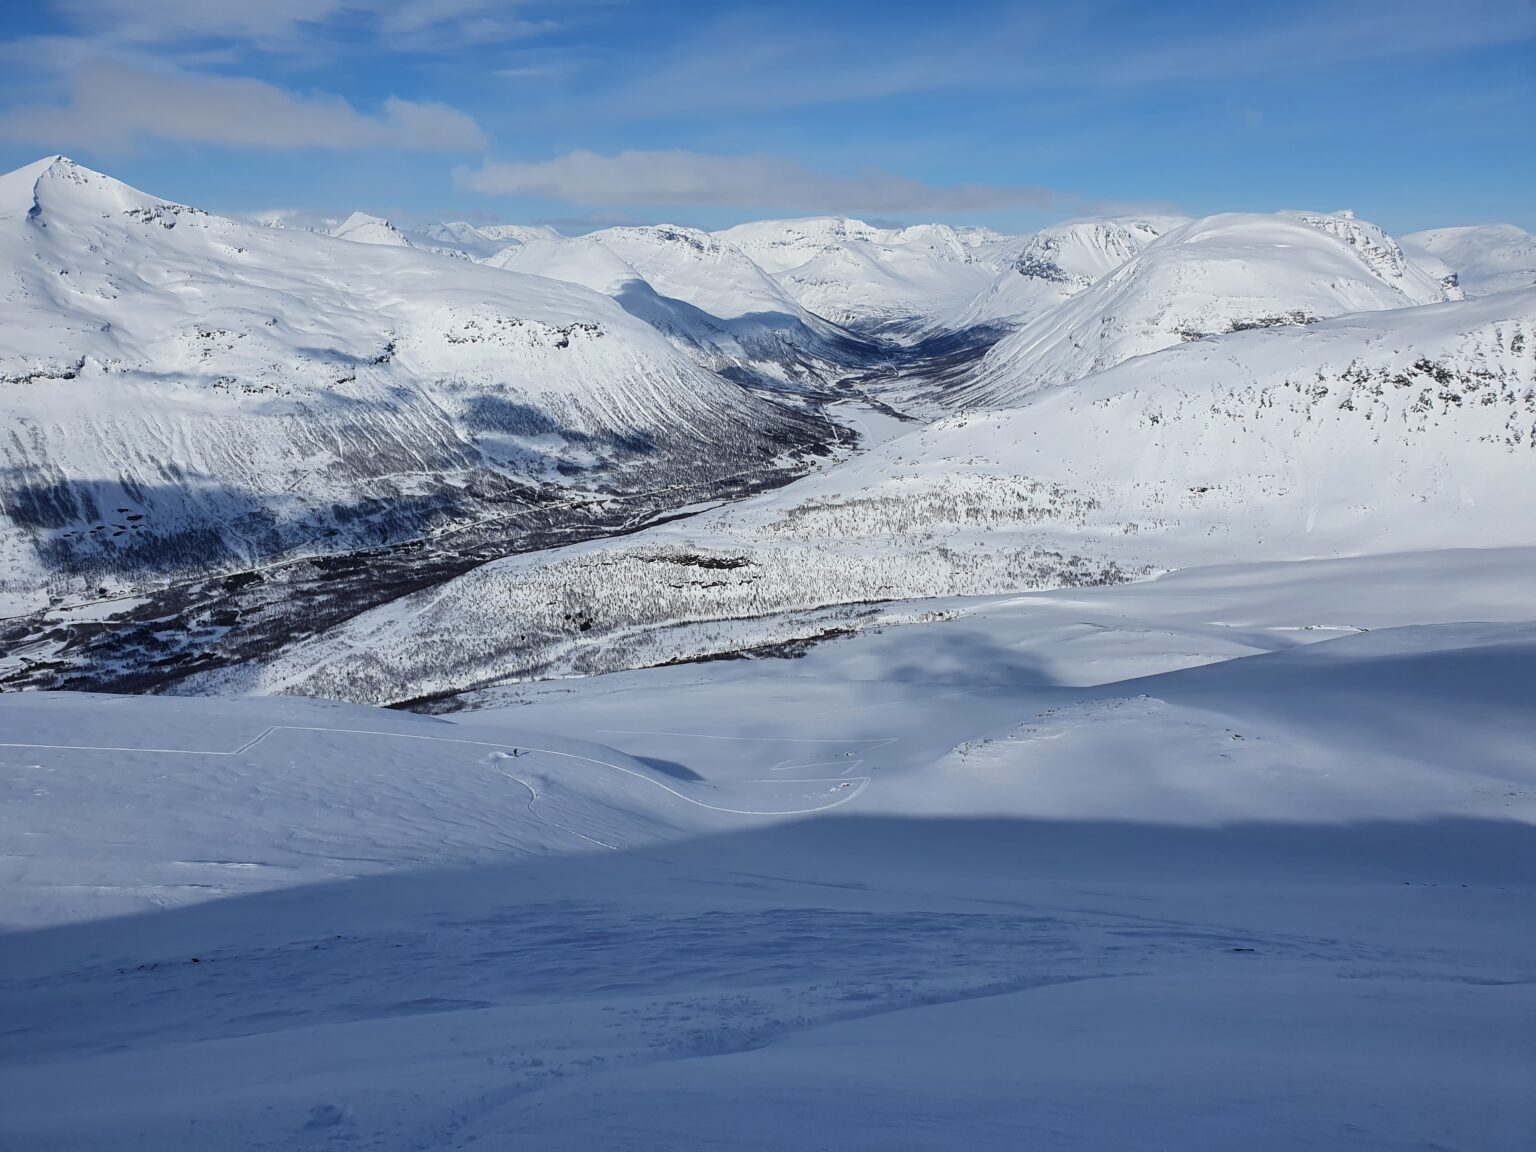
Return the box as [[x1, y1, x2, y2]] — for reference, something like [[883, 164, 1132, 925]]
[[218, 290, 1536, 703], [952, 215, 1187, 328], [953, 211, 1456, 407], [487, 225, 871, 386], [0, 158, 821, 606], [1404, 224, 1536, 298], [716, 216, 1019, 336]]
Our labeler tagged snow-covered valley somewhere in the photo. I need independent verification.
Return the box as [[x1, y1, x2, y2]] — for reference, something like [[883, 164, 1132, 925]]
[[3, 154, 1535, 1150]]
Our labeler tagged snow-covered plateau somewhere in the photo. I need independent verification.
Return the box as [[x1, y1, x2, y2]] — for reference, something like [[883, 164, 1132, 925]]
[[2, 156, 1534, 1150]]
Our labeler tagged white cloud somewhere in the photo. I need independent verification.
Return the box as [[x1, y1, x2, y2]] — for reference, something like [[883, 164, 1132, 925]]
[[0, 59, 487, 152], [458, 150, 1054, 213]]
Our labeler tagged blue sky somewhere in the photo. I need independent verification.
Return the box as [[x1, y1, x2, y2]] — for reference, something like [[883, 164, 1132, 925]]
[[0, 0, 1532, 234]]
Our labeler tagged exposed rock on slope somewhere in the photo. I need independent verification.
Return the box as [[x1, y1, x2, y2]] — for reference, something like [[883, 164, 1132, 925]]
[[951, 211, 1457, 407], [209, 290, 1536, 704], [0, 157, 826, 609]]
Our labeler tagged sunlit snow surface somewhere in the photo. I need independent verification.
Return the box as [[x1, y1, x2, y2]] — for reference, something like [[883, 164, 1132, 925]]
[[4, 157, 1536, 1148], [3, 549, 1534, 1150]]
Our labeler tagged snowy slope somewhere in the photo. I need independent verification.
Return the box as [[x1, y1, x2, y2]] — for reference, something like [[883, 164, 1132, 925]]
[[419, 220, 561, 259], [0, 157, 823, 609], [487, 225, 873, 385], [220, 289, 1536, 703], [954, 211, 1457, 406], [953, 215, 1187, 328], [765, 288, 1536, 576], [329, 211, 415, 247], [0, 692, 865, 928], [3, 550, 1534, 1150], [1404, 223, 1536, 297], [572, 225, 827, 325], [333, 218, 562, 259], [716, 216, 1020, 335]]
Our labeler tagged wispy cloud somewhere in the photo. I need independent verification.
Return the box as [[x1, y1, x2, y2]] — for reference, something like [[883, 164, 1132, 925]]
[[52, 0, 346, 49], [50, 0, 556, 52], [601, 0, 1536, 119], [458, 149, 1056, 213], [0, 59, 487, 152]]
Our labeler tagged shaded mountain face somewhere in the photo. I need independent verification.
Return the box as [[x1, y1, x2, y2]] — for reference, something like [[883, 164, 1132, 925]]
[[0, 158, 828, 608]]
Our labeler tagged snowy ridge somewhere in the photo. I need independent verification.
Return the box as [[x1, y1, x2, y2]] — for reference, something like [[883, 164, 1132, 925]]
[[486, 224, 874, 385], [952, 210, 1457, 407], [1286, 209, 1459, 298], [330, 211, 415, 247], [716, 215, 1021, 335], [421, 220, 561, 259], [0, 158, 824, 607], [952, 215, 1186, 328]]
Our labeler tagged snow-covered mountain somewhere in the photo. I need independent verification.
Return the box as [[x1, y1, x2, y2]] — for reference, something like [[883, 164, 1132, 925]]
[[716, 216, 1021, 336], [329, 211, 415, 247], [4, 161, 1532, 701], [950, 211, 1458, 407], [5, 156, 1536, 1152], [330, 216, 563, 259], [420, 220, 561, 259], [207, 286, 1535, 704], [486, 224, 874, 386], [1404, 223, 1536, 297], [0, 157, 826, 610], [952, 215, 1187, 328]]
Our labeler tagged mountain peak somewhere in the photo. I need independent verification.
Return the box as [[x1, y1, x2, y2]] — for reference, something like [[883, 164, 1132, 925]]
[[0, 154, 164, 220], [331, 211, 415, 247]]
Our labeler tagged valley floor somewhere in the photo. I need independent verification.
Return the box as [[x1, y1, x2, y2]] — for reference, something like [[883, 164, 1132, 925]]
[[2, 548, 1533, 1150]]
